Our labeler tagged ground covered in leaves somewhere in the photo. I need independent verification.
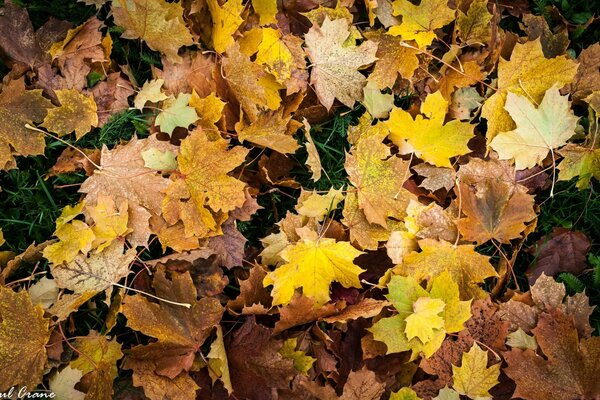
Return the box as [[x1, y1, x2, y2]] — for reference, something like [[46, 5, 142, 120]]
[[0, 0, 600, 398]]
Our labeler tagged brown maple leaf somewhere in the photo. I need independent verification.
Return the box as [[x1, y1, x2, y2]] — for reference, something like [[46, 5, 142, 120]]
[[455, 157, 537, 243], [122, 268, 223, 378], [504, 309, 600, 400]]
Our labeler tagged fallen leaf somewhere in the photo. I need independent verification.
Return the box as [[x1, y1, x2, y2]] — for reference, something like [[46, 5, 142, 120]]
[[345, 134, 414, 227], [0, 286, 51, 391], [504, 310, 600, 400], [490, 85, 578, 170], [452, 343, 500, 399], [526, 227, 591, 282], [394, 239, 498, 300], [51, 241, 135, 294], [134, 79, 169, 110], [207, 0, 244, 53], [557, 144, 600, 189], [113, 0, 194, 63], [304, 17, 377, 110], [386, 91, 474, 168], [264, 238, 364, 306], [481, 39, 578, 141], [455, 157, 537, 243], [0, 77, 53, 170], [122, 269, 223, 378], [155, 93, 199, 135], [389, 0, 455, 48]]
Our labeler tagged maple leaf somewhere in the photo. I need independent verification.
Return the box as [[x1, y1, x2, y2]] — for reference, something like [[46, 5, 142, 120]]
[[122, 268, 223, 378], [389, 0, 455, 48], [345, 134, 414, 227], [43, 220, 95, 265], [304, 17, 377, 110], [366, 31, 419, 89], [557, 143, 600, 189], [393, 239, 498, 300], [226, 317, 296, 399], [504, 310, 600, 400], [263, 237, 365, 306], [297, 187, 344, 220], [162, 130, 248, 237], [222, 42, 282, 121], [499, 273, 595, 338], [386, 91, 474, 168], [454, 157, 537, 244], [155, 93, 199, 135], [0, 286, 51, 391], [526, 227, 590, 282], [0, 77, 52, 170], [452, 343, 500, 399], [134, 79, 169, 110], [86, 195, 131, 251], [51, 241, 136, 294], [112, 0, 194, 63], [207, 0, 244, 53], [189, 90, 226, 136], [142, 147, 177, 171], [481, 39, 578, 140], [370, 271, 471, 359], [235, 109, 301, 154], [303, 119, 323, 181], [279, 337, 316, 374], [254, 28, 296, 84], [79, 135, 174, 246], [363, 81, 394, 119], [252, 0, 277, 25], [70, 331, 123, 400], [567, 43, 600, 101], [123, 357, 199, 400], [339, 367, 386, 400], [456, 0, 492, 45], [490, 85, 578, 170]]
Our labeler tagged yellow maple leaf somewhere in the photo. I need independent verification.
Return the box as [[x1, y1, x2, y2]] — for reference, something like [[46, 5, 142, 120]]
[[163, 130, 248, 236], [263, 238, 365, 306], [112, 0, 194, 63], [41, 89, 98, 139], [489, 85, 578, 170], [256, 28, 295, 83], [189, 90, 225, 138], [558, 144, 600, 189], [43, 220, 95, 265], [305, 17, 378, 110], [86, 194, 131, 252], [235, 109, 301, 154], [404, 297, 445, 342], [252, 0, 277, 25], [207, 325, 233, 393], [366, 31, 420, 90], [482, 39, 578, 141], [296, 187, 344, 220], [370, 271, 471, 360], [345, 134, 415, 227], [452, 343, 500, 399], [134, 79, 169, 110], [0, 286, 51, 391], [207, 0, 244, 53], [456, 0, 492, 45], [386, 91, 474, 167], [222, 42, 282, 122], [389, 0, 455, 48], [393, 239, 498, 300]]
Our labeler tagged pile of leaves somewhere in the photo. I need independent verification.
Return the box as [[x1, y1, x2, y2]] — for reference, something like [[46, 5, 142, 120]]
[[0, 0, 599, 398]]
